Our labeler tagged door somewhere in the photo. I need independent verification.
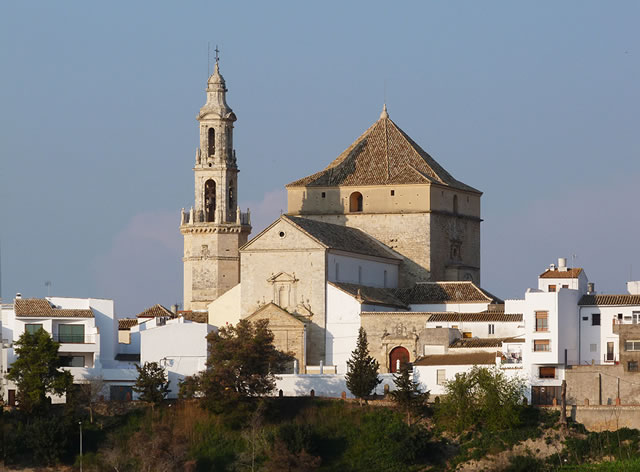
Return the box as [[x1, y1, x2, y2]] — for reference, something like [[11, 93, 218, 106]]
[[531, 386, 562, 405], [8, 389, 16, 406], [606, 342, 614, 362], [389, 346, 410, 373]]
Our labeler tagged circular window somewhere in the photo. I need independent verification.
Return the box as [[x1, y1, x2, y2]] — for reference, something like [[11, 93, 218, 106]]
[[278, 231, 286, 238]]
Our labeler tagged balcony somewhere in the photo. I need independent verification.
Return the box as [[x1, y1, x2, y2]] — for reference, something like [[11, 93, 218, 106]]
[[53, 334, 96, 344]]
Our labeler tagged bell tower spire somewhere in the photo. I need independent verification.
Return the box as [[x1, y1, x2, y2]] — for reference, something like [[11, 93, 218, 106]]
[[181, 57, 251, 311]]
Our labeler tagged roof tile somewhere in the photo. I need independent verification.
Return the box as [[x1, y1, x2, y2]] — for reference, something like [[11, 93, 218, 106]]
[[14, 298, 94, 318], [579, 294, 640, 306], [539, 268, 583, 279], [286, 116, 479, 193], [393, 282, 502, 304]]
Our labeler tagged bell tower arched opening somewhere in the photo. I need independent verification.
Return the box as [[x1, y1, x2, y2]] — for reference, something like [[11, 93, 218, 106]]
[[208, 128, 215, 156], [204, 179, 216, 222], [349, 192, 363, 212]]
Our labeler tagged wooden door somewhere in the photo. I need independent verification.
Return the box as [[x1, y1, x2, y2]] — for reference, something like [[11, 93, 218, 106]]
[[389, 346, 410, 373], [531, 386, 562, 405]]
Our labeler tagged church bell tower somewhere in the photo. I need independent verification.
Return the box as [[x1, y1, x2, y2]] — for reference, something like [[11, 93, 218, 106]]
[[180, 59, 251, 311]]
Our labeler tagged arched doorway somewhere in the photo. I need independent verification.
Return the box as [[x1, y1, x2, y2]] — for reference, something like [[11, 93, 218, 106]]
[[349, 192, 363, 212], [389, 346, 410, 373]]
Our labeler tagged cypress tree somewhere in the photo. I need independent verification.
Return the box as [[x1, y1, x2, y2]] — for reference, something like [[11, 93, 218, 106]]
[[345, 327, 381, 405], [390, 362, 429, 425]]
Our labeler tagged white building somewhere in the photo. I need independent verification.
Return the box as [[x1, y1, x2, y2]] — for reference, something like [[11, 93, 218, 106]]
[[139, 317, 213, 398]]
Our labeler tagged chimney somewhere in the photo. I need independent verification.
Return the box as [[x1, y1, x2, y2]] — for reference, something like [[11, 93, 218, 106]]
[[558, 257, 568, 272], [171, 304, 179, 315], [15, 293, 22, 299], [587, 282, 595, 295], [549, 264, 556, 271]]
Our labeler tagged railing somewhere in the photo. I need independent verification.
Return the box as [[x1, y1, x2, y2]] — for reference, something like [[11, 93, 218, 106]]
[[53, 334, 95, 344], [613, 318, 640, 326]]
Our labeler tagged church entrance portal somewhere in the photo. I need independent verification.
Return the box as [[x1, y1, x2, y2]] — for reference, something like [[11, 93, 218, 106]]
[[389, 346, 410, 373]]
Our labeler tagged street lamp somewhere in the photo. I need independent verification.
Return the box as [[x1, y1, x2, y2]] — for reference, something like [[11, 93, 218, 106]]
[[79, 421, 83, 472]]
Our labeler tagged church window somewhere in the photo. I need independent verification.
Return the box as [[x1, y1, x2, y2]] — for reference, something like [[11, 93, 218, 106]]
[[279, 231, 286, 238], [390, 190, 395, 196], [453, 195, 459, 214], [226, 127, 232, 151], [349, 192, 363, 212], [204, 179, 216, 222], [208, 128, 215, 156], [321, 192, 326, 198]]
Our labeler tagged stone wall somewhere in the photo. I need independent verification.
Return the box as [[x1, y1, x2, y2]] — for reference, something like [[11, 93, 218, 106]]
[[546, 405, 640, 431], [565, 364, 640, 406], [182, 224, 248, 311], [362, 313, 433, 372]]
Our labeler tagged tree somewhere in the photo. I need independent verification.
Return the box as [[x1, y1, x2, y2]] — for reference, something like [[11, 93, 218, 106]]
[[345, 327, 381, 405], [435, 365, 526, 433], [133, 361, 170, 405], [77, 374, 106, 423], [202, 319, 290, 407], [390, 362, 429, 425], [6, 329, 73, 414]]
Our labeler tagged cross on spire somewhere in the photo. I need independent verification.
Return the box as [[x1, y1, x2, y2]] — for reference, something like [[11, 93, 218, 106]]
[[214, 45, 220, 64]]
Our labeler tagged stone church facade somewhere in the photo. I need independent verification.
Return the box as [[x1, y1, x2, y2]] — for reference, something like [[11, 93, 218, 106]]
[[182, 63, 483, 370]]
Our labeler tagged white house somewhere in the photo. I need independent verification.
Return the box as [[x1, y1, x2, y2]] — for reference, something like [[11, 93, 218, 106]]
[[139, 317, 213, 398]]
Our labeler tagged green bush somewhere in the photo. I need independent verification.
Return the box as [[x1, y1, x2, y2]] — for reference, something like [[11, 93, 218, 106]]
[[435, 366, 526, 434]]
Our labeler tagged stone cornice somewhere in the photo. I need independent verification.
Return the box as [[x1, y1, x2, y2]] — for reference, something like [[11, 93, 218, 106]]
[[181, 224, 251, 235]]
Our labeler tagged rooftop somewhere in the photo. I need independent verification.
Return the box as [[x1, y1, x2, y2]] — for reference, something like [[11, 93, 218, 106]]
[[286, 111, 480, 193], [449, 337, 525, 348], [414, 352, 497, 366], [579, 294, 640, 306], [427, 312, 522, 323], [539, 268, 583, 279], [135, 304, 174, 318], [329, 282, 408, 309], [283, 215, 401, 261], [14, 298, 94, 318], [393, 281, 502, 305]]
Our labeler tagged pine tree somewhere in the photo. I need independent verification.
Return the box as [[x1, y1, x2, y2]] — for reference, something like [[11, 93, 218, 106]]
[[345, 327, 381, 405], [133, 361, 170, 405], [390, 362, 429, 425], [7, 329, 73, 414]]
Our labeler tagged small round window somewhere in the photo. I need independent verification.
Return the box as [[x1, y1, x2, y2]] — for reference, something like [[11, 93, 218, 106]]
[[278, 231, 286, 238]]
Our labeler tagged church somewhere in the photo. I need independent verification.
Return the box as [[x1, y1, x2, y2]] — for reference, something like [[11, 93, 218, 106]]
[[180, 60, 487, 374]]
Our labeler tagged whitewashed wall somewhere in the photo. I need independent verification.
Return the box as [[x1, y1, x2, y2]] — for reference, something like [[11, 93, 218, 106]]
[[425, 320, 523, 339], [578, 305, 640, 365], [327, 253, 399, 288], [208, 283, 241, 327], [140, 319, 211, 398], [274, 373, 397, 398]]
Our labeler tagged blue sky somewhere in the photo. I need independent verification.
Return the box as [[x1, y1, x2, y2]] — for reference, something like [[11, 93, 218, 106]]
[[1, 2, 639, 314]]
